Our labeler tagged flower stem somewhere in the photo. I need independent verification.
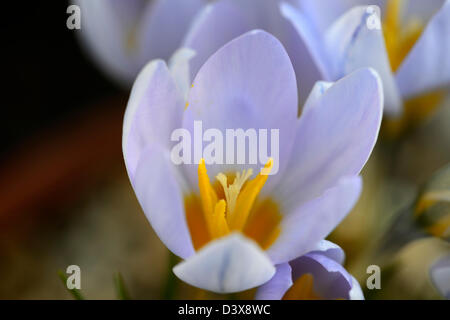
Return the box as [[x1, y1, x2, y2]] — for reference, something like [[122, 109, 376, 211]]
[[162, 251, 179, 299]]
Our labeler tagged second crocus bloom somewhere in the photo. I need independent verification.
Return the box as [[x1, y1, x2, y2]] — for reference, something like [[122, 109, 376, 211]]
[[256, 241, 364, 300]]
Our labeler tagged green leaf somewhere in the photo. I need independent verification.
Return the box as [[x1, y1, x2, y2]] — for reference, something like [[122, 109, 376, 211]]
[[114, 272, 131, 300], [58, 270, 85, 300]]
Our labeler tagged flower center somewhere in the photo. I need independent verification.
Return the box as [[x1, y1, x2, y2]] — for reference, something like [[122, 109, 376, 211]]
[[184, 159, 282, 251], [383, 0, 423, 72], [282, 274, 322, 300], [382, 0, 445, 137]]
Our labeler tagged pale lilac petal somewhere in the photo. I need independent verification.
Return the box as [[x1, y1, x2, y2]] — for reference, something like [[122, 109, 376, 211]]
[[267, 176, 362, 264], [168, 48, 197, 100], [309, 240, 345, 265], [430, 255, 450, 299], [402, 0, 446, 23], [184, 0, 324, 105], [295, 0, 385, 33], [280, 2, 333, 102], [276, 68, 382, 211], [183, 30, 298, 192], [396, 0, 450, 98], [133, 144, 194, 259], [255, 263, 293, 300], [324, 6, 402, 115], [123, 60, 184, 179], [302, 80, 334, 114], [290, 253, 356, 300], [137, 0, 206, 63], [173, 233, 275, 293], [183, 0, 253, 80]]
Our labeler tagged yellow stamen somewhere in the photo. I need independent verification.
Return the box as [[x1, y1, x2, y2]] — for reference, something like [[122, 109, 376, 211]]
[[185, 159, 281, 244], [383, 0, 424, 72], [212, 200, 230, 237], [427, 215, 450, 238], [184, 195, 210, 250], [244, 199, 282, 250], [229, 159, 274, 230], [186, 158, 279, 250], [216, 169, 253, 221], [381, 0, 444, 137], [198, 158, 219, 238], [415, 190, 450, 217]]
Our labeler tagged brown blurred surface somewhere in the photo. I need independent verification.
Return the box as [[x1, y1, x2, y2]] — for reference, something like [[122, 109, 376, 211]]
[[0, 170, 168, 299], [0, 95, 167, 299]]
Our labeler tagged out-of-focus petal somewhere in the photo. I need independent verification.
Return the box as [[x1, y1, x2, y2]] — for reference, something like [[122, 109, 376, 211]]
[[276, 68, 382, 210], [396, 0, 450, 98], [402, 0, 445, 23], [295, 0, 385, 33], [184, 0, 325, 106], [309, 240, 345, 265], [74, 0, 147, 85], [280, 2, 333, 102], [324, 6, 402, 115], [183, 30, 298, 191], [123, 60, 184, 179], [183, 0, 253, 80], [255, 263, 293, 300], [290, 253, 355, 300], [430, 255, 450, 299], [267, 176, 362, 264], [133, 144, 194, 259], [173, 233, 275, 293], [137, 0, 206, 64]]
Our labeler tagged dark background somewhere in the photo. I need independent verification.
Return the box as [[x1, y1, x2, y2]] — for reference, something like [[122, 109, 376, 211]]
[[1, 1, 117, 157]]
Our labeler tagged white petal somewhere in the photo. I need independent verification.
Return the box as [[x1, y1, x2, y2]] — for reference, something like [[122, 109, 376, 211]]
[[168, 47, 197, 100], [349, 276, 365, 300], [309, 240, 345, 265], [302, 80, 334, 114], [430, 255, 450, 299], [255, 263, 293, 300], [182, 30, 298, 192], [268, 176, 362, 264], [133, 144, 194, 259], [295, 0, 385, 33], [396, 0, 450, 98], [173, 233, 275, 293], [325, 5, 403, 115], [276, 68, 382, 211], [122, 60, 184, 179]]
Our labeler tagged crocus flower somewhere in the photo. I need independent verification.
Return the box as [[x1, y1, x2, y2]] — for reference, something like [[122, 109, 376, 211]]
[[430, 255, 450, 299], [283, 0, 450, 134], [73, 0, 206, 86], [123, 30, 383, 293], [255, 241, 364, 300]]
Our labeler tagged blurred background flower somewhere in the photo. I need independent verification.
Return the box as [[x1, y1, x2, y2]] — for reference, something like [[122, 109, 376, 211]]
[[73, 0, 207, 86]]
